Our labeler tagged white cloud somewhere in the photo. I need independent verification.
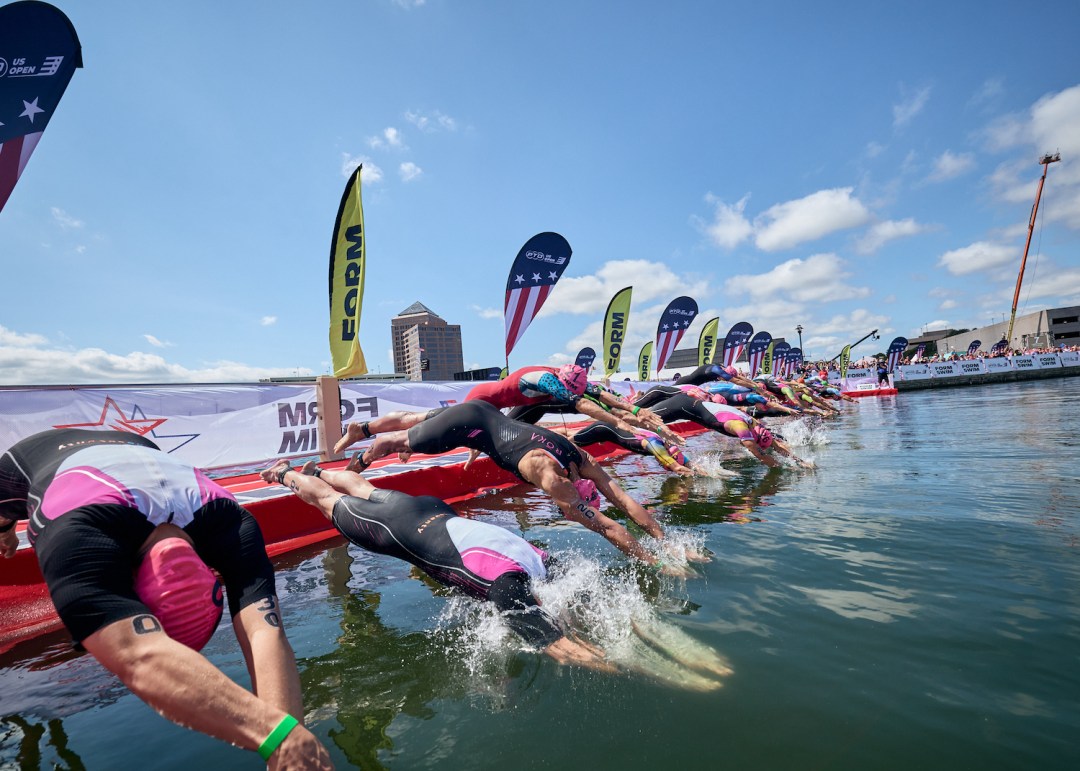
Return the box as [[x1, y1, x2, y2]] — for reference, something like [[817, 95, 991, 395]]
[[1013, 264, 1080, 304], [699, 194, 752, 249], [393, 0, 426, 8], [0, 325, 47, 347], [938, 241, 1015, 275], [968, 78, 1003, 110], [927, 150, 975, 182], [404, 109, 457, 133], [917, 319, 952, 334], [142, 334, 173, 348], [753, 188, 872, 251], [368, 127, 405, 150], [0, 330, 310, 385], [893, 84, 932, 128], [724, 253, 870, 304], [340, 154, 383, 182], [855, 218, 929, 254], [865, 141, 885, 159], [260, 316, 277, 326], [538, 260, 709, 317], [939, 299, 958, 310], [399, 162, 422, 182], [470, 304, 501, 320], [51, 207, 84, 229], [814, 308, 892, 336]]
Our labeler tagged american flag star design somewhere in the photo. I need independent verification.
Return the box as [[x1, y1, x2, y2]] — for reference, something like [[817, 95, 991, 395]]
[[504, 232, 572, 357], [653, 296, 698, 372]]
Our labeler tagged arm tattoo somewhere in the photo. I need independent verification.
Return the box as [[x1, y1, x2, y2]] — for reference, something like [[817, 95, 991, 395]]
[[256, 596, 281, 628], [132, 614, 162, 635]]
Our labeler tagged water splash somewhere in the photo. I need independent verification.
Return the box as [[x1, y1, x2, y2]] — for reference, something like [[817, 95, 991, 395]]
[[434, 551, 731, 693]]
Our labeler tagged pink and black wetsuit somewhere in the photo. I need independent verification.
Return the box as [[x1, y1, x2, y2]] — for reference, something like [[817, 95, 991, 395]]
[[332, 489, 563, 647], [0, 429, 274, 644]]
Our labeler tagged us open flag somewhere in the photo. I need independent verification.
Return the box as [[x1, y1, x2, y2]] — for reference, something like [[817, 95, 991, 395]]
[[0, 1, 82, 213], [653, 296, 698, 373], [504, 232, 572, 358]]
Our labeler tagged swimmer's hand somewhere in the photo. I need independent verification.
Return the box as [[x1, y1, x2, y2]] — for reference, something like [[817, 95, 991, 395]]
[[683, 548, 712, 564], [658, 561, 695, 578], [267, 722, 334, 770], [543, 636, 617, 673], [0, 527, 17, 559]]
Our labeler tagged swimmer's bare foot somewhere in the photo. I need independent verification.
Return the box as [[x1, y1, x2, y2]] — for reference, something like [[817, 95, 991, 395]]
[[396, 450, 413, 464], [261, 460, 292, 486], [345, 451, 371, 473], [463, 448, 481, 471], [301, 461, 322, 477], [333, 422, 370, 455]]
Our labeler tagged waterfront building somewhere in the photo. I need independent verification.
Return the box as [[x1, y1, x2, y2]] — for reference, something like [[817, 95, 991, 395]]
[[390, 302, 465, 381]]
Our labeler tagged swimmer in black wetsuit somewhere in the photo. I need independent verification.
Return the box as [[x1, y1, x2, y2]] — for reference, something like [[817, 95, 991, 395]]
[[550, 421, 699, 476], [632, 388, 812, 469], [0, 429, 332, 767], [342, 401, 705, 574], [261, 461, 611, 670]]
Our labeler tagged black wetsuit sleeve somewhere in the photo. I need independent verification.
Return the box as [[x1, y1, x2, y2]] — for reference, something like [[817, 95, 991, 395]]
[[487, 572, 564, 649], [633, 385, 681, 409], [0, 450, 29, 522]]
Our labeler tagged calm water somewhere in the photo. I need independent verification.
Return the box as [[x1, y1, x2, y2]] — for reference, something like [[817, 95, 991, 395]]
[[3, 378, 1079, 770]]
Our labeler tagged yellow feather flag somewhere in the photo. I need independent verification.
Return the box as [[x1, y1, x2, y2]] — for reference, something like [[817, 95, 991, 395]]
[[638, 342, 653, 381], [761, 341, 774, 375], [603, 286, 633, 377], [328, 166, 369, 378], [698, 317, 720, 366]]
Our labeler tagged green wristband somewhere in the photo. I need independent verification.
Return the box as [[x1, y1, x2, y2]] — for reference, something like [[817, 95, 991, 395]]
[[647, 560, 664, 574], [631, 406, 640, 415], [258, 714, 299, 761]]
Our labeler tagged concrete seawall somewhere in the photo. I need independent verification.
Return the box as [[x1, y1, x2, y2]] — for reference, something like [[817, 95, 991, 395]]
[[895, 365, 1080, 392]]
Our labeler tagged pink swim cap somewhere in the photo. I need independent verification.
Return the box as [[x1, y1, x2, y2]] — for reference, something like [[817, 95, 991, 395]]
[[669, 444, 687, 466], [751, 424, 774, 449], [724, 365, 738, 377], [681, 385, 708, 401], [134, 537, 224, 651], [556, 364, 588, 396], [572, 478, 601, 509]]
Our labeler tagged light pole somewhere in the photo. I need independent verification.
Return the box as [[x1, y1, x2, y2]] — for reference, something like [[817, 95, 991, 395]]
[[796, 324, 804, 354]]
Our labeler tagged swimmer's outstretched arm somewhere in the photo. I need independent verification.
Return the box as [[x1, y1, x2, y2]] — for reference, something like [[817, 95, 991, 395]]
[[740, 438, 781, 468], [584, 463, 665, 540], [543, 636, 616, 672], [83, 612, 333, 769]]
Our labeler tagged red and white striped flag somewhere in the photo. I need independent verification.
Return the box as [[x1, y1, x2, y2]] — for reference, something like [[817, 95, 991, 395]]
[[504, 232, 572, 358], [653, 296, 698, 373]]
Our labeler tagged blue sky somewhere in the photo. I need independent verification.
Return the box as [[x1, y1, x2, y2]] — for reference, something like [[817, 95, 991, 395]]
[[2, 0, 1080, 384]]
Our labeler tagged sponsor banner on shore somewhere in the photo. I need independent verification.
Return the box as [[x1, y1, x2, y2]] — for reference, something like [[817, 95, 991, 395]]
[[956, 359, 985, 375], [0, 381, 482, 471], [844, 367, 872, 379], [1035, 353, 1062, 368], [1011, 355, 1039, 371], [930, 362, 961, 377], [983, 357, 1012, 373], [898, 364, 932, 380], [1061, 351, 1080, 367], [827, 370, 842, 384], [842, 376, 880, 391]]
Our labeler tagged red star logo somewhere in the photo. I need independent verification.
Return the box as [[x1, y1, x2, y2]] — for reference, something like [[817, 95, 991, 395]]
[[53, 396, 168, 436]]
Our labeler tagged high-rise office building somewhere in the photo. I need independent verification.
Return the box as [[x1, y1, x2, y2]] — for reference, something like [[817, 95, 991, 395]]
[[390, 301, 464, 381]]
